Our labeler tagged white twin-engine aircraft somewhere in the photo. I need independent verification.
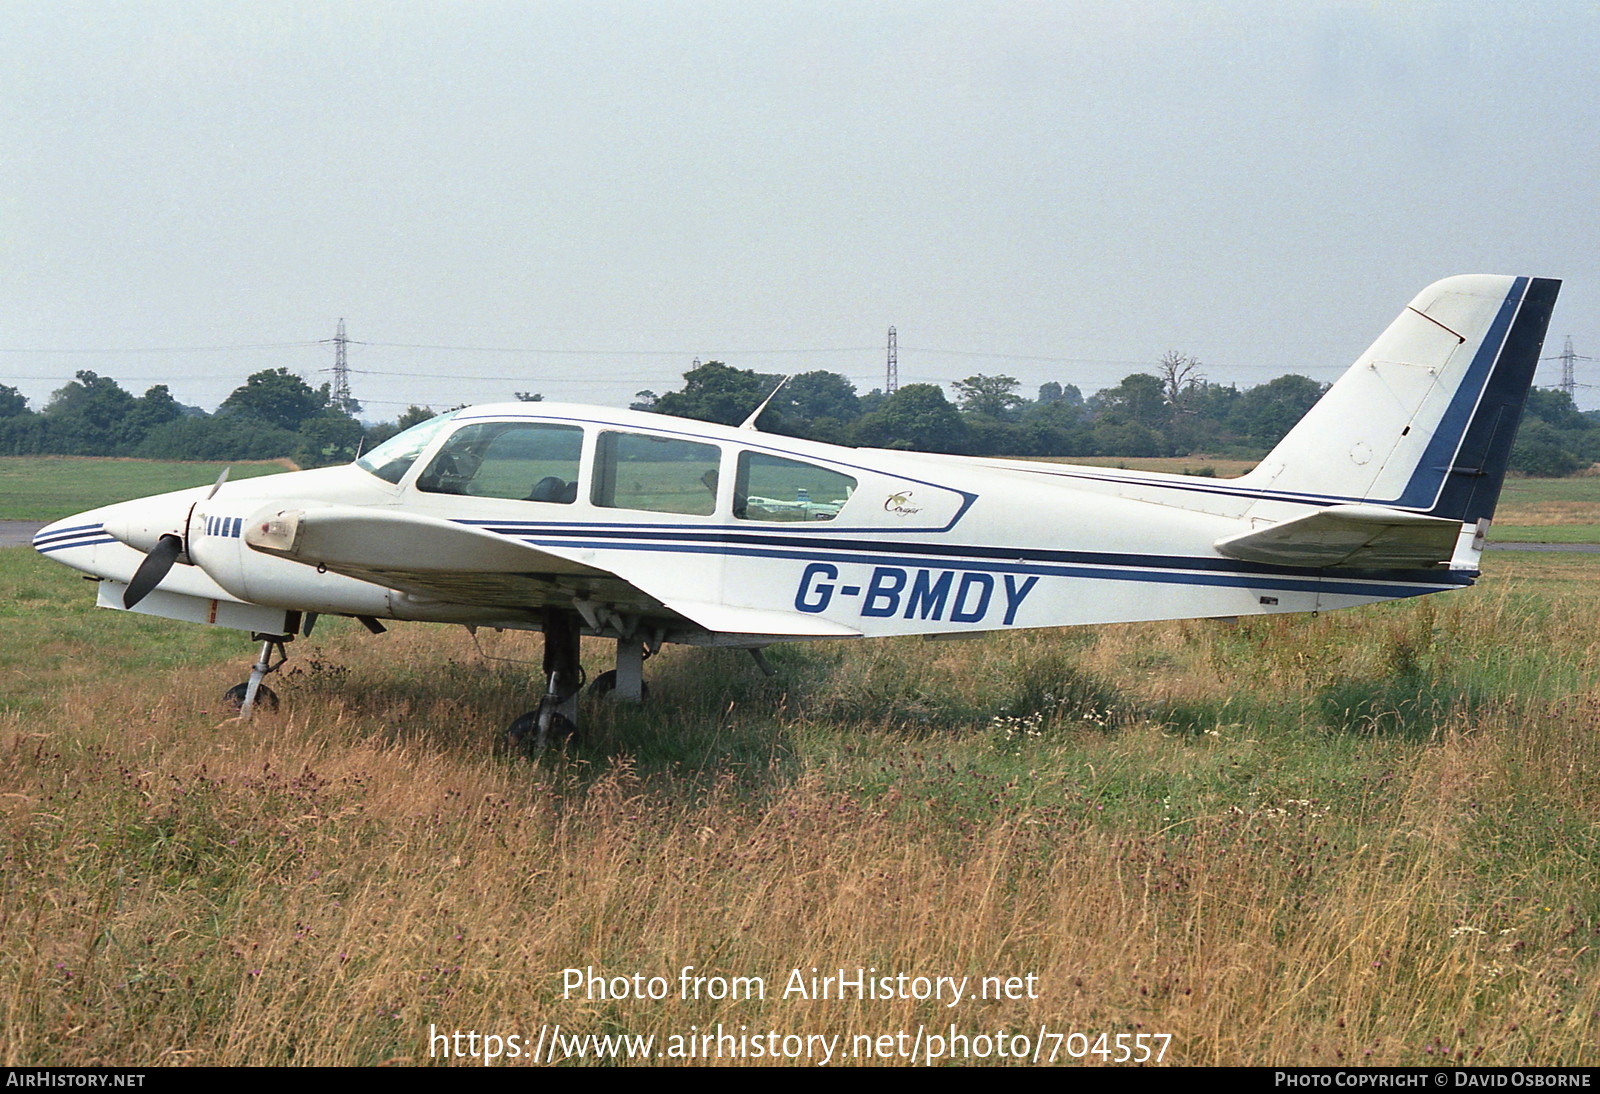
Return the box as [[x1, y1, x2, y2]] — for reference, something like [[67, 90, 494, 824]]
[[34, 275, 1561, 748]]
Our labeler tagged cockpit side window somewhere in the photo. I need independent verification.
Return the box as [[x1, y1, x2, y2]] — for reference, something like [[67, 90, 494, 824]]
[[591, 431, 720, 516], [734, 451, 855, 522], [415, 422, 583, 502], [356, 410, 461, 484]]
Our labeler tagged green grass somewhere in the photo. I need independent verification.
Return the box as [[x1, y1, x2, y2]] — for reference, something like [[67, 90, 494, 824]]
[[0, 547, 365, 716], [0, 456, 291, 521], [1495, 474, 1600, 505], [1490, 474, 1600, 544], [1490, 524, 1600, 544]]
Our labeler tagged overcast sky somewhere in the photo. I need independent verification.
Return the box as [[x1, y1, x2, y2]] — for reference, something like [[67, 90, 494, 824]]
[[3, 1, 1596, 418]]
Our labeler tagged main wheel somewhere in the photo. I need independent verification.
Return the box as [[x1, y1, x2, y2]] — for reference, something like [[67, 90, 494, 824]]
[[505, 708, 576, 753], [223, 682, 279, 713], [587, 670, 649, 700]]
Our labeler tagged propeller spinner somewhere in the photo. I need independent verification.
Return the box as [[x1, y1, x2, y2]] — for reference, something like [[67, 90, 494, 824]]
[[109, 468, 231, 609]]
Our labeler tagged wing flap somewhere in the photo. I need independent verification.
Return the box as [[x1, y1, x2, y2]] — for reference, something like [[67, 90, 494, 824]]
[[1214, 504, 1461, 569]]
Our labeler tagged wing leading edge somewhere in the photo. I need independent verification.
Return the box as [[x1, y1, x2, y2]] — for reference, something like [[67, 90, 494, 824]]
[[242, 505, 860, 638]]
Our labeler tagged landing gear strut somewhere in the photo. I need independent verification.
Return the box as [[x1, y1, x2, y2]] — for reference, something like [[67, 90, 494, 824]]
[[226, 633, 291, 716], [588, 639, 650, 700], [506, 611, 584, 753]]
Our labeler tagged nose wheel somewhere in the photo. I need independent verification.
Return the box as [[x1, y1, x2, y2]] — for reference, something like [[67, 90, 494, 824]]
[[226, 633, 290, 717]]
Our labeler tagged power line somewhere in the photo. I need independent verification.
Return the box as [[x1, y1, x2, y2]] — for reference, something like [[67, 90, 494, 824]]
[[355, 341, 877, 356], [901, 345, 1151, 366], [0, 341, 325, 354]]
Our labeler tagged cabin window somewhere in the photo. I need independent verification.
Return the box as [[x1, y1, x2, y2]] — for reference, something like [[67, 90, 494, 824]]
[[415, 421, 583, 502], [735, 452, 855, 522], [592, 431, 720, 516], [356, 410, 461, 484]]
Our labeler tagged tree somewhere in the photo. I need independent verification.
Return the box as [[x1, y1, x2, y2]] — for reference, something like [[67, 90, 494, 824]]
[[135, 415, 300, 461], [1036, 381, 1082, 407], [123, 384, 183, 440], [1232, 374, 1326, 448], [219, 368, 329, 432], [295, 412, 366, 468], [952, 374, 1024, 422], [44, 371, 137, 453], [0, 384, 26, 418], [1021, 399, 1090, 456], [1092, 373, 1168, 432], [652, 362, 778, 427], [1509, 418, 1582, 477], [396, 405, 438, 431], [1157, 352, 1205, 409], [770, 371, 861, 442], [853, 383, 969, 453]]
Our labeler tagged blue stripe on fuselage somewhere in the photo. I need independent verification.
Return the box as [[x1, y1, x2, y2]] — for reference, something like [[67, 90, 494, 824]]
[[458, 520, 1472, 590]]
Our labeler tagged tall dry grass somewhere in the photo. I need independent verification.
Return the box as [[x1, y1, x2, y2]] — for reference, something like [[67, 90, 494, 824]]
[[2, 552, 1598, 1065]]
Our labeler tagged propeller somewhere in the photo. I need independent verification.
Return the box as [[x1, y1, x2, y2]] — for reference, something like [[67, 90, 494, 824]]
[[118, 468, 232, 609], [123, 534, 184, 608]]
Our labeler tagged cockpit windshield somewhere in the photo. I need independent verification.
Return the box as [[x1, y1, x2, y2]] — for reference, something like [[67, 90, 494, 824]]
[[355, 410, 461, 484]]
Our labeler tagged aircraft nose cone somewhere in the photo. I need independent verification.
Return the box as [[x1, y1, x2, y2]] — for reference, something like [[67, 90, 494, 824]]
[[101, 496, 196, 554], [31, 513, 117, 556]]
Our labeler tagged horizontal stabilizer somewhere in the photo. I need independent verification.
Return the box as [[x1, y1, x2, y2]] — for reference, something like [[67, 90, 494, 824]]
[[1214, 504, 1461, 569]]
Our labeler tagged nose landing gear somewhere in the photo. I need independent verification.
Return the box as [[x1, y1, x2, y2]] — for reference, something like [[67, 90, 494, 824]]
[[225, 632, 291, 716]]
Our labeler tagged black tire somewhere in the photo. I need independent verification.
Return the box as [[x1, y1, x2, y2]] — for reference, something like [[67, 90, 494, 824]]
[[587, 670, 649, 700], [505, 709, 576, 753], [223, 682, 279, 713]]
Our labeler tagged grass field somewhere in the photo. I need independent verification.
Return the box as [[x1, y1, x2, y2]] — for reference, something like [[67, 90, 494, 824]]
[[0, 457, 292, 521], [2, 537, 1597, 1066]]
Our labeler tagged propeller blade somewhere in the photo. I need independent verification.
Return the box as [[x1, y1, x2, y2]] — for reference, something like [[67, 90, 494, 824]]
[[206, 467, 231, 499], [124, 533, 184, 608]]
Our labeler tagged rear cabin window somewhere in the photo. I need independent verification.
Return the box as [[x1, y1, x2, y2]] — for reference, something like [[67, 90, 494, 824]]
[[415, 422, 583, 502], [592, 431, 720, 516], [735, 452, 856, 522]]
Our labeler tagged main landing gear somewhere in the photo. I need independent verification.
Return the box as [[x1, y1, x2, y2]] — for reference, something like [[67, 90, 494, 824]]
[[504, 610, 652, 754]]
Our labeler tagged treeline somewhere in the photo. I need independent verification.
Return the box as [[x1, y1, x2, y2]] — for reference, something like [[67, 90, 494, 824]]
[[635, 358, 1600, 475], [4, 358, 1597, 476], [0, 370, 433, 467]]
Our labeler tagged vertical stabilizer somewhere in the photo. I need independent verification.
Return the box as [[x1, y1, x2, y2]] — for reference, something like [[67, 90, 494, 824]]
[[1241, 275, 1560, 523]]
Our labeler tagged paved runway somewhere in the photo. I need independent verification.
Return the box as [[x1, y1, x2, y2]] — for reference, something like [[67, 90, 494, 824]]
[[0, 521, 44, 548]]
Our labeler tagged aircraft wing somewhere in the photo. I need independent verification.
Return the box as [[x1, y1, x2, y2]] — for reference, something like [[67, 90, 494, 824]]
[[1213, 504, 1462, 569], [243, 505, 859, 638]]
